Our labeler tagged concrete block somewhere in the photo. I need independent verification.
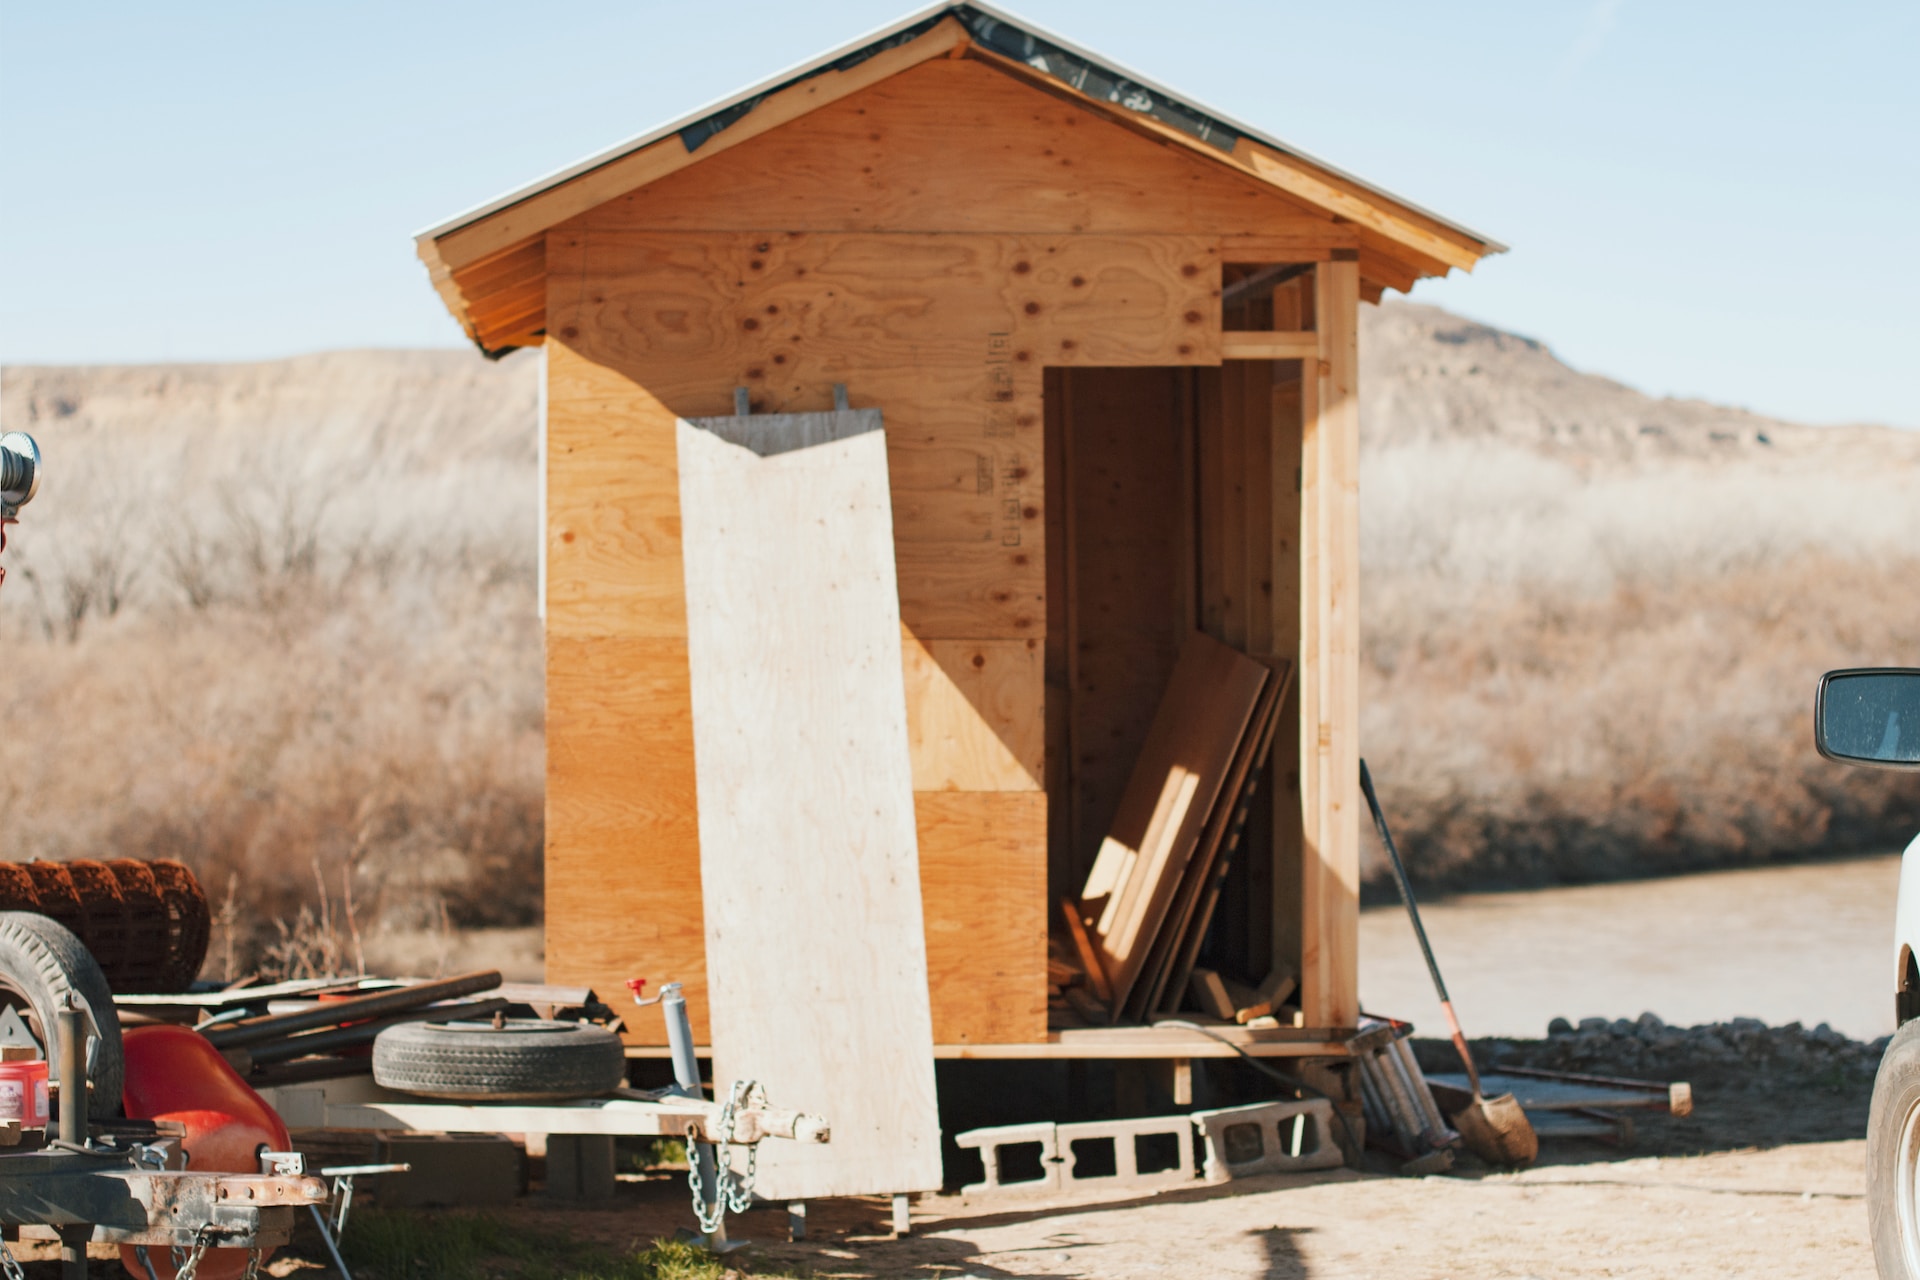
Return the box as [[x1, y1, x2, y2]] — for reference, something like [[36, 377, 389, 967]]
[[546, 1133, 618, 1201], [954, 1121, 1061, 1194], [1190, 1099, 1344, 1182], [1055, 1115, 1196, 1192], [374, 1134, 523, 1207], [957, 1114, 1200, 1195]]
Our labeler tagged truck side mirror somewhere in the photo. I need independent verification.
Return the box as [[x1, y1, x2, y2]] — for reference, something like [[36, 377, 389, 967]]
[[1816, 668, 1920, 769]]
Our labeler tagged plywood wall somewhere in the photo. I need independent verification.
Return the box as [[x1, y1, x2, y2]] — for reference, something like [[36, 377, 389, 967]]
[[541, 58, 1357, 1045], [545, 229, 1220, 1045]]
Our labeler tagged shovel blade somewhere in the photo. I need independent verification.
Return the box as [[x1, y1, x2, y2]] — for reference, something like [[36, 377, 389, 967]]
[[1448, 1092, 1538, 1166]]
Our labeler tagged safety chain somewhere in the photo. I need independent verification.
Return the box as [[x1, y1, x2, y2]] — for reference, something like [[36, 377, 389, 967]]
[[718, 1079, 767, 1214], [171, 1226, 214, 1280], [686, 1078, 768, 1235], [242, 1247, 264, 1279], [0, 1237, 24, 1280]]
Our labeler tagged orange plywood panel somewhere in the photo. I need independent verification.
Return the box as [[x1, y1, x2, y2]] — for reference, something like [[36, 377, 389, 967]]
[[582, 58, 1331, 239], [918, 791, 1048, 1045], [545, 634, 705, 1044]]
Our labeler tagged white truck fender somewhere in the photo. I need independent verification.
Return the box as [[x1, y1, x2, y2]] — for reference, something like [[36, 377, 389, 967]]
[[1895, 831, 1920, 1020]]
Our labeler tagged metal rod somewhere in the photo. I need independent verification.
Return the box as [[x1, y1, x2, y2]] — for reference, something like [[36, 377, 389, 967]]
[[661, 985, 701, 1098], [205, 971, 502, 1049], [309, 1202, 354, 1280], [57, 1001, 84, 1147], [244, 998, 510, 1065], [1220, 261, 1314, 308]]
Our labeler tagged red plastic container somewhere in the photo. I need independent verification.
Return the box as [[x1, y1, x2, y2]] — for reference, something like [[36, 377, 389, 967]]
[[0, 1058, 49, 1128]]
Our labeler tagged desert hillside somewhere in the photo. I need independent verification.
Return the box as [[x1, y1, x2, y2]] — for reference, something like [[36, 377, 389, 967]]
[[1, 302, 1915, 971]]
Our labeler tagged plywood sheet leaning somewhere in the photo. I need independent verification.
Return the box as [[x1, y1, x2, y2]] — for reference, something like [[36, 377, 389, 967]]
[[1077, 631, 1270, 1019], [1151, 661, 1295, 1018], [676, 404, 940, 1198], [1131, 661, 1292, 1022]]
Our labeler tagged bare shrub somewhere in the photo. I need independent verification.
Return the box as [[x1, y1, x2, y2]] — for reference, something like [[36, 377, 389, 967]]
[[0, 351, 541, 978]]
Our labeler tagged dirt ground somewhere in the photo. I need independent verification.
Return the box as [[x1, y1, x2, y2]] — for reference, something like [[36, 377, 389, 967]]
[[437, 1074, 1881, 1277], [6, 1071, 1875, 1277]]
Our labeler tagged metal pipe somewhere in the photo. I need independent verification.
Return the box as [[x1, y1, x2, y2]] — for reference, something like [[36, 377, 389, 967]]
[[658, 983, 726, 1246], [57, 1001, 85, 1147], [244, 998, 510, 1065], [309, 1203, 354, 1280], [660, 984, 701, 1097], [204, 971, 502, 1049]]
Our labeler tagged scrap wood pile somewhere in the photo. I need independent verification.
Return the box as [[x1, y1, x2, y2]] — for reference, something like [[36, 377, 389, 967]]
[[1054, 632, 1297, 1027]]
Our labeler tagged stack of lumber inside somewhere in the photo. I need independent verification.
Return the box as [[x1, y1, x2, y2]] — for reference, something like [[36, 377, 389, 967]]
[[1056, 632, 1297, 1026]]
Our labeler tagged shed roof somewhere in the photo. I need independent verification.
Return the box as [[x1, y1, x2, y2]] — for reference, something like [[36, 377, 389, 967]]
[[419, 3, 1505, 356]]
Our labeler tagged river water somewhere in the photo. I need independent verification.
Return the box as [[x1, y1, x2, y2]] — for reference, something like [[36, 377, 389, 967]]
[[1357, 853, 1902, 1041]]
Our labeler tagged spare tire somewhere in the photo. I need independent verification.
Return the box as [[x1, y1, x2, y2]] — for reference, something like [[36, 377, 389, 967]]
[[0, 912, 124, 1118], [372, 1018, 625, 1102]]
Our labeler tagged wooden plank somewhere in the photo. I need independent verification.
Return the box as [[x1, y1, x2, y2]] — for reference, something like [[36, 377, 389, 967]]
[[579, 58, 1333, 241], [428, 17, 974, 272], [1146, 662, 1291, 1017], [1233, 966, 1299, 1024], [676, 405, 939, 1198], [1245, 361, 1275, 660], [1270, 363, 1306, 990], [1220, 233, 1355, 259], [1077, 632, 1269, 1017], [901, 634, 1043, 791], [1195, 368, 1225, 640], [1059, 898, 1111, 1007], [1131, 670, 1280, 1019], [1219, 366, 1248, 650], [1187, 969, 1236, 1021], [917, 792, 1048, 1044], [620, 1035, 1351, 1060], [1221, 331, 1320, 361], [1297, 261, 1362, 1029]]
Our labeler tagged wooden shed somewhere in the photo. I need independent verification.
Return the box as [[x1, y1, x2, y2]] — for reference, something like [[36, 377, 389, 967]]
[[417, 5, 1501, 1065]]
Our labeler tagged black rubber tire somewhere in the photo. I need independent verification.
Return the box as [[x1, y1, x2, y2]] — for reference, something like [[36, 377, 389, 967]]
[[1870, 1019, 1920, 1277], [372, 1018, 626, 1101], [0, 911, 123, 1118]]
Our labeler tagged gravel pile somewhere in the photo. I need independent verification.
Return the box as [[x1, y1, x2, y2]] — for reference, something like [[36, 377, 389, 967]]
[[1412, 1013, 1891, 1084]]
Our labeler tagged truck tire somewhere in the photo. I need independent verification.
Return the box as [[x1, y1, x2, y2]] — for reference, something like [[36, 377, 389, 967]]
[[1870, 1019, 1920, 1276], [0, 911, 124, 1118], [372, 1018, 626, 1102]]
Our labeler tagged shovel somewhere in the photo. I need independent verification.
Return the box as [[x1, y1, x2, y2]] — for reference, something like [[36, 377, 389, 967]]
[[1360, 759, 1538, 1167]]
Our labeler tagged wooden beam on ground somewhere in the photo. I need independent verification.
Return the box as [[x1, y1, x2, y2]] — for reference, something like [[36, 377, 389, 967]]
[[1296, 261, 1361, 1029]]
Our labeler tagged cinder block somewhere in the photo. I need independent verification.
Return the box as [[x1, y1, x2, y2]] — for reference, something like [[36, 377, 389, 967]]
[[1056, 1115, 1196, 1191], [546, 1133, 618, 1201], [1190, 1098, 1344, 1182], [374, 1134, 523, 1207], [957, 1115, 1200, 1195], [955, 1121, 1061, 1194]]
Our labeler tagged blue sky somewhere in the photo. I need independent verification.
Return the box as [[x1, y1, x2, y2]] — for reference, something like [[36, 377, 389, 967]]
[[3, 2, 1915, 427]]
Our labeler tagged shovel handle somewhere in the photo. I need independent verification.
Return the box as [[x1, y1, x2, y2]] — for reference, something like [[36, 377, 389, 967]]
[[1361, 759, 1486, 1097], [1359, 760, 1450, 1005], [1440, 1000, 1484, 1099]]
